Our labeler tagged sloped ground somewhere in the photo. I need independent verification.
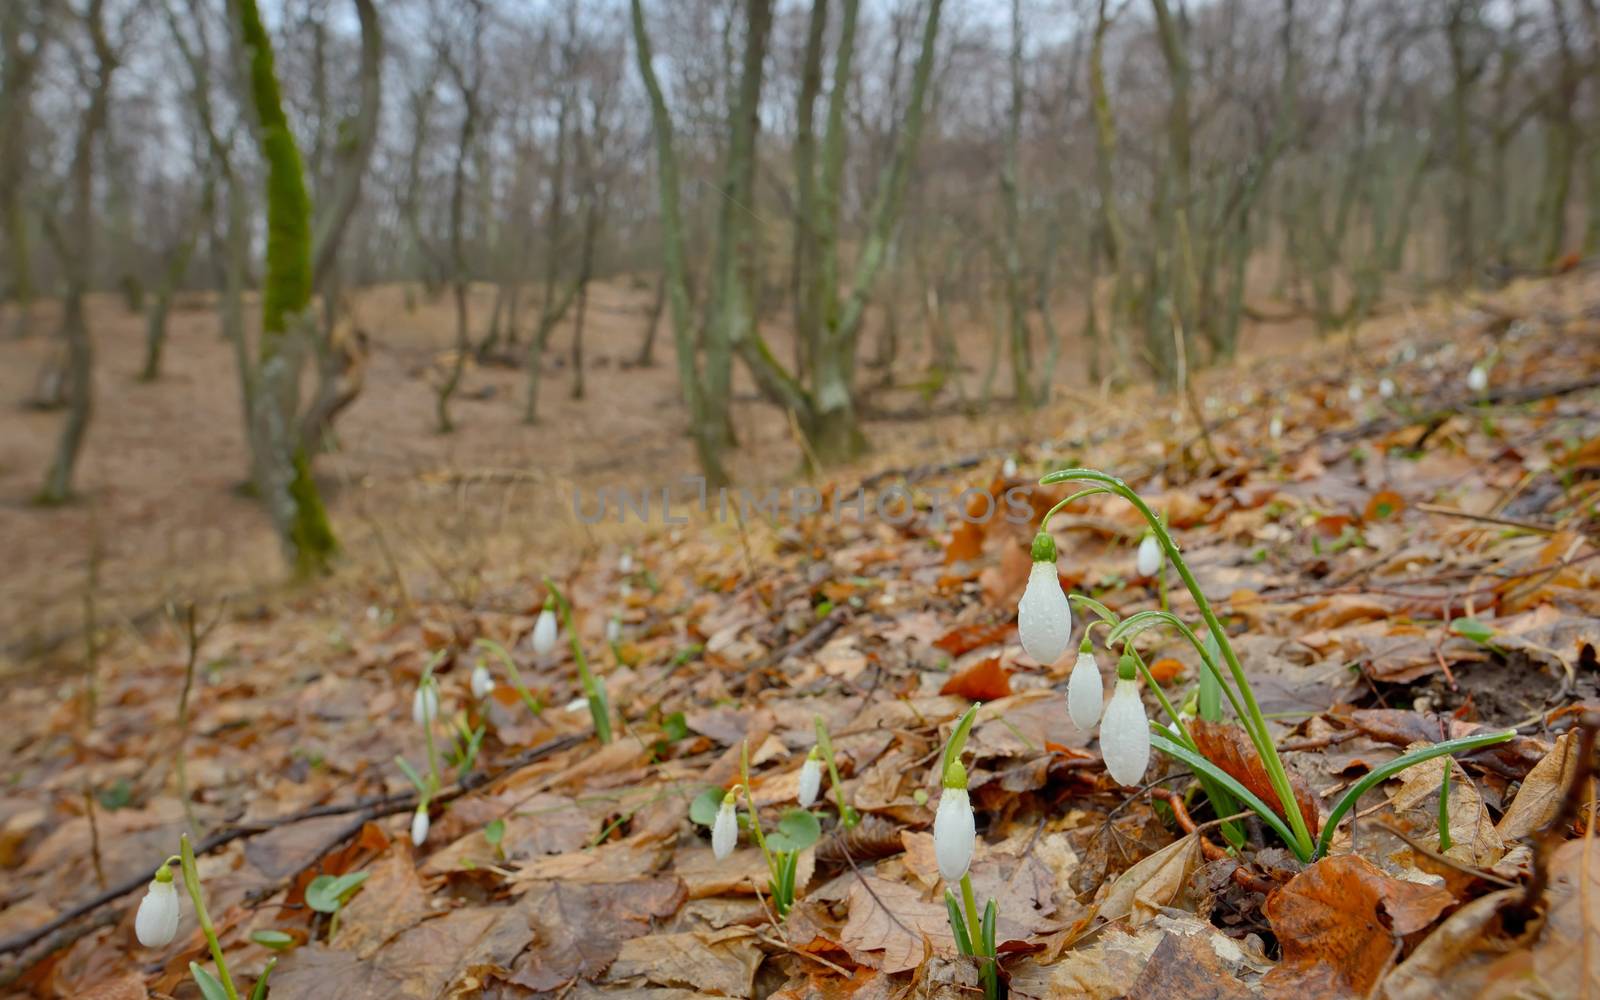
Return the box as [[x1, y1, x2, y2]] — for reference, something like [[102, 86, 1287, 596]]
[[0, 270, 1598, 998]]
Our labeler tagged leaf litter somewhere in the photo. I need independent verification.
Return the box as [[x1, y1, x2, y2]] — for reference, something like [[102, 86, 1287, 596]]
[[2, 279, 1600, 997]]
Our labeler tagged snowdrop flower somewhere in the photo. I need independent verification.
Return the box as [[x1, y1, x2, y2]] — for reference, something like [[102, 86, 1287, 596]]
[[410, 804, 430, 845], [797, 747, 824, 808], [934, 761, 975, 883], [470, 663, 495, 700], [1002, 457, 1018, 478], [1468, 363, 1489, 393], [532, 600, 558, 656], [1379, 377, 1395, 399], [1347, 381, 1364, 403], [1269, 415, 1284, 441], [1067, 638, 1104, 731], [711, 789, 739, 860], [1135, 532, 1162, 578], [135, 864, 180, 948], [1100, 655, 1151, 786], [605, 615, 621, 645], [1017, 532, 1072, 666], [411, 677, 439, 726], [619, 552, 634, 575]]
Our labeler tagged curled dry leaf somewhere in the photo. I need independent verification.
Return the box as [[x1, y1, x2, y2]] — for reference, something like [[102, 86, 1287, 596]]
[[1190, 720, 1321, 837], [1263, 854, 1454, 998], [603, 927, 764, 997]]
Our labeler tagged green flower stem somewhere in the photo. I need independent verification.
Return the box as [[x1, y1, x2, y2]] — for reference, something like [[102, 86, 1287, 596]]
[[180, 834, 239, 1000], [1038, 486, 1113, 529], [1043, 469, 1314, 857], [1438, 763, 1453, 852], [739, 742, 777, 881], [473, 638, 544, 718], [958, 873, 983, 959], [813, 715, 859, 826], [1126, 646, 1193, 750], [543, 577, 613, 744], [1102, 608, 1252, 737]]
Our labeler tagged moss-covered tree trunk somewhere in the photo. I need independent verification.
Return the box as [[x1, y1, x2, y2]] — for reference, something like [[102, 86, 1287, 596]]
[[231, 0, 337, 576]]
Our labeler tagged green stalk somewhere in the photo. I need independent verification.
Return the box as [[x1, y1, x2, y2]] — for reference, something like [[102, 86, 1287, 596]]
[[958, 873, 983, 957], [1438, 763, 1453, 852], [739, 742, 777, 882], [543, 577, 613, 743], [180, 834, 239, 1000], [1041, 469, 1314, 857], [1126, 646, 1192, 749], [473, 638, 544, 717], [813, 715, 859, 826]]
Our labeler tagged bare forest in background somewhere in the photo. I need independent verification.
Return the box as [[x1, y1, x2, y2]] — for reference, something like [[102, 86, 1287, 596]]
[[3, 0, 1598, 581]]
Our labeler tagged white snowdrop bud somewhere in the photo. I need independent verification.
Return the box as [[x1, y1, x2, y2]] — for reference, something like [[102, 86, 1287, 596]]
[[1269, 415, 1284, 440], [1136, 533, 1162, 578], [1001, 457, 1018, 478], [934, 762, 975, 883], [1100, 656, 1151, 786], [1018, 533, 1072, 666], [532, 604, 558, 656], [1067, 640, 1104, 731], [605, 615, 621, 645], [1379, 377, 1395, 399], [1347, 381, 1364, 403], [711, 791, 739, 860], [410, 804, 430, 845], [797, 749, 824, 808], [411, 680, 438, 726], [619, 552, 633, 575], [134, 866, 180, 948], [470, 664, 495, 700], [1467, 363, 1488, 393]]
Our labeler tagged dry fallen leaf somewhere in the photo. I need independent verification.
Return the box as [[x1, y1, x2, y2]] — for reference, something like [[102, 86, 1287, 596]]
[[1190, 720, 1321, 837], [938, 655, 1012, 701], [1263, 854, 1454, 997], [506, 877, 686, 991], [604, 927, 764, 997], [1096, 832, 1201, 929], [840, 874, 956, 973]]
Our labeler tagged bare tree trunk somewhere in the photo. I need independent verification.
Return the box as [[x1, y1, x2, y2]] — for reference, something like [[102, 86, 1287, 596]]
[[140, 175, 214, 381], [1000, 0, 1033, 408], [630, 0, 731, 485], [1445, 0, 1481, 284], [302, 0, 381, 446], [0, 0, 43, 340], [434, 1, 484, 434], [635, 274, 665, 367], [39, 0, 116, 505]]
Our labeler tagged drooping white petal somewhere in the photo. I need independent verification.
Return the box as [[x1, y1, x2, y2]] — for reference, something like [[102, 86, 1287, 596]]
[[411, 805, 430, 845], [1269, 415, 1284, 440], [797, 757, 823, 808], [605, 616, 621, 644], [1099, 678, 1151, 786], [1001, 457, 1018, 478], [1067, 651, 1104, 731], [1379, 377, 1395, 399], [933, 787, 975, 883], [711, 799, 738, 860], [470, 665, 495, 700], [532, 609, 558, 655], [1347, 382, 1364, 403], [1136, 535, 1162, 578], [134, 877, 180, 948], [1468, 364, 1488, 393], [412, 684, 438, 726], [619, 552, 634, 575], [1017, 561, 1072, 666]]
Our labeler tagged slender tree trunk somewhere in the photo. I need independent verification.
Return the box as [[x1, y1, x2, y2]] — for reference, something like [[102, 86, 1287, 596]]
[[231, 0, 338, 575], [140, 176, 214, 381], [635, 274, 665, 367], [39, 1, 115, 505], [1000, 0, 1033, 408]]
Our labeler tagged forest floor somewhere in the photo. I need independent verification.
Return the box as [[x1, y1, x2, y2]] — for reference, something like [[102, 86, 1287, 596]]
[[1, 269, 1599, 998]]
